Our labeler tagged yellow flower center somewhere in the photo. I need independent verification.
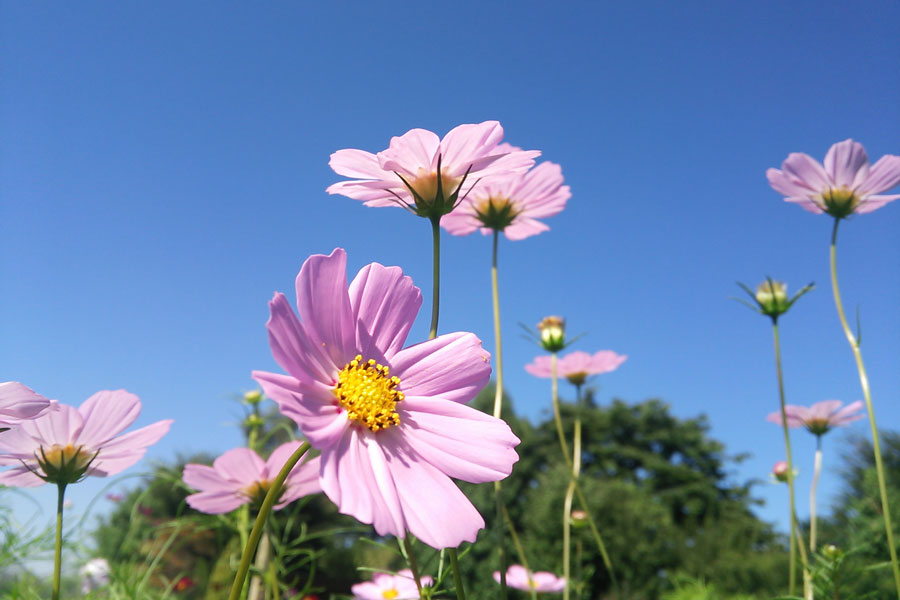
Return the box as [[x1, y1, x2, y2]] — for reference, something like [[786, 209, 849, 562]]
[[408, 168, 463, 206], [41, 444, 93, 471], [565, 372, 588, 386], [819, 186, 859, 217], [382, 590, 399, 600], [334, 355, 403, 432], [473, 196, 519, 230], [242, 479, 273, 503]]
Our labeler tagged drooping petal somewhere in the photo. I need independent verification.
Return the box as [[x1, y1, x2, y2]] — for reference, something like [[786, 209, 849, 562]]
[[295, 249, 356, 368], [329, 149, 388, 179], [503, 217, 550, 241], [0, 382, 53, 424], [856, 194, 900, 213], [439, 209, 481, 237], [784, 196, 825, 213], [824, 139, 869, 188], [348, 263, 422, 359], [185, 491, 247, 514], [400, 396, 520, 483], [390, 332, 491, 404], [0, 466, 45, 487], [76, 390, 141, 447]]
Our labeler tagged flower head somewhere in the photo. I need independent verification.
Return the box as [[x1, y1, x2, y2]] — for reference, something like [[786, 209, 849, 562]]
[[526, 350, 626, 386], [252, 249, 520, 549], [772, 461, 790, 483], [351, 569, 432, 600], [767, 400, 864, 437], [441, 157, 570, 240], [327, 122, 539, 219], [493, 565, 566, 593], [183, 441, 321, 514], [0, 382, 55, 430], [767, 139, 900, 218], [736, 278, 814, 322], [0, 390, 171, 487], [536, 316, 567, 352], [80, 558, 111, 594]]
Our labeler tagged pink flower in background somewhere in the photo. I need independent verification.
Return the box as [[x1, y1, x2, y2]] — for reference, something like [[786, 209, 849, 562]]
[[327, 121, 538, 218], [494, 565, 566, 593], [767, 400, 864, 437], [441, 158, 570, 240], [0, 382, 55, 429], [351, 569, 432, 600], [183, 441, 321, 514], [771, 461, 790, 483], [253, 249, 520, 549], [0, 390, 171, 487], [526, 350, 627, 385], [767, 139, 900, 218]]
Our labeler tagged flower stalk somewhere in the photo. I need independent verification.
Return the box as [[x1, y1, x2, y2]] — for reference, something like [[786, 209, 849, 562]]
[[52, 482, 66, 600], [429, 215, 442, 340], [562, 383, 583, 600], [830, 218, 900, 597], [810, 438, 822, 554], [491, 229, 509, 599]]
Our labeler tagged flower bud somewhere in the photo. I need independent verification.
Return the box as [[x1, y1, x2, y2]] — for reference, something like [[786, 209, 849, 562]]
[[243, 390, 263, 405], [570, 509, 589, 529], [537, 316, 566, 352], [245, 414, 265, 429], [772, 461, 789, 483], [822, 544, 842, 560], [755, 280, 789, 316]]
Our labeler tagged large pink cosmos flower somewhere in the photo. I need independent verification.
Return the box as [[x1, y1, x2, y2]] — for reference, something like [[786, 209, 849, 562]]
[[183, 441, 322, 514], [767, 139, 900, 218], [327, 121, 539, 218], [493, 565, 566, 593], [0, 382, 55, 430], [252, 249, 520, 549], [351, 569, 432, 600], [0, 390, 171, 486], [525, 350, 627, 385], [766, 400, 864, 437], [441, 157, 570, 240]]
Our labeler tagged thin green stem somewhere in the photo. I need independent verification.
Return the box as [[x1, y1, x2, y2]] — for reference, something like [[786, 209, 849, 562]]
[[52, 483, 66, 600], [563, 384, 583, 600], [830, 218, 900, 597], [494, 483, 508, 600], [448, 548, 467, 600], [490, 230, 508, 599], [428, 216, 441, 340], [772, 322, 806, 594], [499, 502, 538, 600], [401, 537, 424, 597], [551, 353, 570, 460], [811, 440, 822, 554], [228, 442, 311, 600]]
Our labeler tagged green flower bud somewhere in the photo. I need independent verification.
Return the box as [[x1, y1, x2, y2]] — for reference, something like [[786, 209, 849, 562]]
[[243, 390, 263, 405], [537, 316, 566, 352]]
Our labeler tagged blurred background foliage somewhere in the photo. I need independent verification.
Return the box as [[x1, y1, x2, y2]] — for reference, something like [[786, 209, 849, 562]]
[[1, 388, 897, 599]]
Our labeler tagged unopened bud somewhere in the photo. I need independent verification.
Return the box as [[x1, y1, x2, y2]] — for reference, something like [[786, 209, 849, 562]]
[[537, 316, 566, 352], [243, 390, 263, 405], [570, 509, 588, 529], [245, 414, 264, 428], [772, 461, 789, 483], [755, 280, 789, 316], [822, 544, 842, 560]]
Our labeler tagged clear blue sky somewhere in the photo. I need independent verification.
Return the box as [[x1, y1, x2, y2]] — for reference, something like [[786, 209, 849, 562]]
[[2, 1, 898, 545]]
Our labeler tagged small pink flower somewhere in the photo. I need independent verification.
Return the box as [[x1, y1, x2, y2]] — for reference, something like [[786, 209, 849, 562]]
[[441, 156, 570, 240], [0, 382, 55, 429], [327, 122, 538, 218], [526, 350, 627, 385], [183, 441, 321, 514], [494, 565, 566, 593], [0, 390, 171, 487], [772, 461, 790, 483], [253, 248, 520, 549], [767, 139, 900, 218], [351, 569, 432, 600], [766, 400, 864, 437]]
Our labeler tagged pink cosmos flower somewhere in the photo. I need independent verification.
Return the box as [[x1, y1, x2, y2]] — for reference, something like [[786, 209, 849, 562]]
[[766, 400, 864, 437], [493, 565, 566, 593], [0, 382, 55, 429], [252, 249, 520, 549], [525, 350, 627, 385], [441, 157, 570, 240], [767, 139, 900, 218], [183, 441, 321, 514], [351, 569, 432, 600], [327, 121, 539, 218], [0, 390, 172, 487]]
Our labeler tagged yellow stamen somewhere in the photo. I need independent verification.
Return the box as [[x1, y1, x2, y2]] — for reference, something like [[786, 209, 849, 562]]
[[334, 355, 403, 432], [41, 444, 92, 471], [408, 168, 462, 206], [382, 590, 399, 600], [820, 186, 859, 215]]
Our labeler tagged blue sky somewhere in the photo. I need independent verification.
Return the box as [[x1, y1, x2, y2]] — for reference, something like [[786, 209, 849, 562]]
[[2, 1, 899, 546]]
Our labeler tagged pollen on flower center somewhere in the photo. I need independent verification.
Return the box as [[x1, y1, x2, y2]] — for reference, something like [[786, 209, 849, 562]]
[[334, 355, 403, 432], [382, 589, 399, 600], [41, 444, 92, 471], [408, 168, 463, 206]]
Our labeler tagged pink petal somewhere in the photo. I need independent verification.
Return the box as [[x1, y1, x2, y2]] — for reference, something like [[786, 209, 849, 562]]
[[0, 382, 53, 424], [183, 464, 237, 493], [781, 152, 831, 193], [855, 194, 900, 213], [350, 581, 383, 600], [829, 400, 865, 425], [767, 168, 814, 198], [377, 129, 441, 176], [326, 179, 404, 204], [525, 355, 554, 378], [0, 421, 42, 458], [277, 454, 322, 509], [439, 208, 480, 237], [329, 149, 387, 179], [824, 139, 869, 188], [859, 155, 900, 196], [784, 196, 825, 213], [265, 293, 337, 383], [89, 420, 172, 476], [437, 121, 505, 176], [348, 263, 422, 360], [390, 332, 491, 404], [88, 450, 154, 477], [75, 390, 141, 447], [29, 403, 83, 447], [809, 400, 843, 420], [186, 491, 247, 514], [295, 249, 355, 368], [503, 217, 550, 240], [587, 350, 627, 374], [214, 447, 266, 484], [253, 371, 349, 449], [532, 571, 566, 592], [400, 396, 519, 483], [0, 465, 45, 487]]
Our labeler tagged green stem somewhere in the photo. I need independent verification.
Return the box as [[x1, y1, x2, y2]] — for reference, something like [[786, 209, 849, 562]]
[[563, 384, 584, 600], [500, 502, 538, 600], [428, 216, 441, 340], [52, 483, 66, 600], [772, 321, 806, 594], [490, 230, 508, 599], [228, 442, 311, 600], [401, 537, 425, 597], [830, 218, 900, 598], [551, 353, 570, 460], [811, 439, 822, 554], [448, 548, 467, 600]]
